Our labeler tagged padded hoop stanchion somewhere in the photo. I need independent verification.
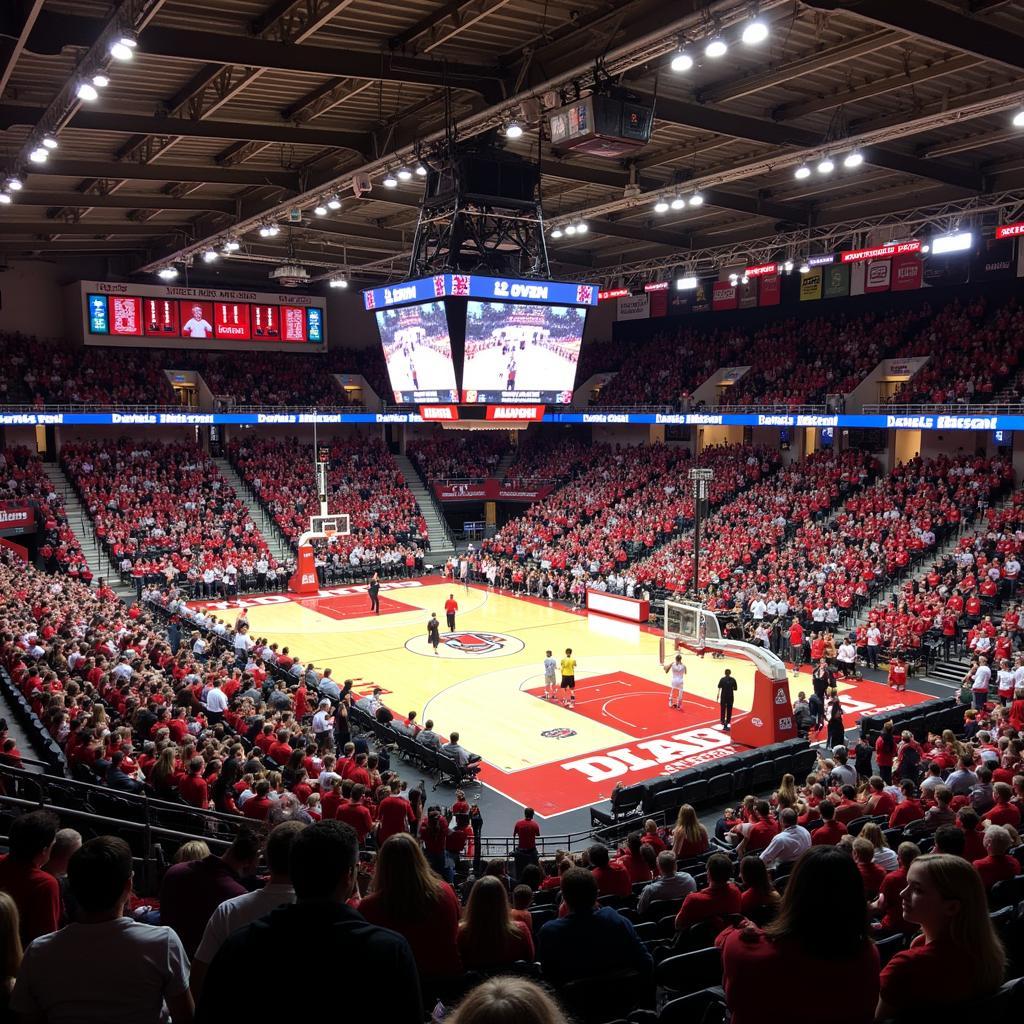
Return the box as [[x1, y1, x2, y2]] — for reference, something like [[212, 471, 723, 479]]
[[288, 542, 319, 594]]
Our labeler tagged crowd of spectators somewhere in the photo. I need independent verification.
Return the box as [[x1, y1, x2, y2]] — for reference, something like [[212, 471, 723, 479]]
[[228, 435, 429, 563], [500, 437, 596, 490], [60, 440, 280, 591], [407, 433, 510, 483]]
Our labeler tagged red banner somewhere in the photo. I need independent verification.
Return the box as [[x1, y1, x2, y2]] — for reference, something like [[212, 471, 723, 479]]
[[841, 240, 921, 263], [418, 405, 460, 421], [109, 296, 143, 336], [891, 253, 923, 291], [143, 297, 179, 337], [996, 222, 1024, 240], [712, 281, 738, 311], [485, 406, 545, 422], [0, 505, 34, 533], [864, 259, 891, 294], [758, 273, 781, 306], [214, 301, 251, 340], [432, 480, 554, 502], [648, 289, 669, 318]]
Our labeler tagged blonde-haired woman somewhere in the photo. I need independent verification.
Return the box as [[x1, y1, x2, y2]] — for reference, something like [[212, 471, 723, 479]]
[[877, 853, 1006, 1019], [671, 803, 709, 859], [773, 774, 798, 812], [449, 977, 568, 1024], [0, 891, 22, 1015], [858, 822, 898, 872]]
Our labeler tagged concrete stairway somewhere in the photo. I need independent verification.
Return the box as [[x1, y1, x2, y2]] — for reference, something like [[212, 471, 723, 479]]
[[394, 453, 455, 559], [212, 457, 294, 566], [41, 464, 135, 600], [493, 450, 516, 481]]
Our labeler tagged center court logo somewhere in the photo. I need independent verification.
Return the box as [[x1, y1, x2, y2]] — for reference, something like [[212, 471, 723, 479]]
[[541, 727, 577, 739], [404, 630, 525, 659]]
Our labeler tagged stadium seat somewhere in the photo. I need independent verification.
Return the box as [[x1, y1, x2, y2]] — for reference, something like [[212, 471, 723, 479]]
[[655, 947, 722, 999], [560, 968, 653, 1024], [705, 773, 732, 804]]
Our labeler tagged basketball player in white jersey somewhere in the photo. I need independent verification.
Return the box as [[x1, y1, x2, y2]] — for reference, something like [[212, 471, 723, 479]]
[[664, 652, 686, 710]]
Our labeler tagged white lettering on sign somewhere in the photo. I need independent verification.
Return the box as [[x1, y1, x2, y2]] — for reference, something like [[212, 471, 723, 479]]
[[758, 415, 793, 426], [936, 415, 996, 431], [492, 280, 550, 300], [384, 285, 417, 304], [560, 728, 729, 782], [886, 415, 933, 429], [795, 415, 838, 427], [112, 414, 157, 424]]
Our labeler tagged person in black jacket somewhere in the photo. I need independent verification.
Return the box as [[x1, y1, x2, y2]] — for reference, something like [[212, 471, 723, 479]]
[[197, 821, 422, 1023]]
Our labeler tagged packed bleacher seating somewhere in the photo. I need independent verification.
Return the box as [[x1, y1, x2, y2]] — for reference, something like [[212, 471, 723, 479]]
[[60, 439, 280, 591], [228, 435, 429, 563], [500, 437, 597, 490], [407, 433, 510, 482]]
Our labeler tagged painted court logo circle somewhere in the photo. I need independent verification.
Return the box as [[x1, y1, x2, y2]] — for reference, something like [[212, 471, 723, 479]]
[[405, 630, 525, 659], [541, 727, 577, 739]]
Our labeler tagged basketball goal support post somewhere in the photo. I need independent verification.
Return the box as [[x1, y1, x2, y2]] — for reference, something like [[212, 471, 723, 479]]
[[663, 599, 796, 746]]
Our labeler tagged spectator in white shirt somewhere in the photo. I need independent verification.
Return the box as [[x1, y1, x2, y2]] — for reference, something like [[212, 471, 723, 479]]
[[204, 679, 229, 725], [312, 700, 335, 752], [759, 808, 811, 869]]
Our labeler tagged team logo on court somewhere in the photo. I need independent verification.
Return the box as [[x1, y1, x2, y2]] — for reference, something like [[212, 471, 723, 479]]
[[541, 727, 577, 740], [404, 630, 525, 659]]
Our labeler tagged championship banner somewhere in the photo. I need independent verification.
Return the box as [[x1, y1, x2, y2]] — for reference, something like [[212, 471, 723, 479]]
[[822, 263, 850, 299], [864, 259, 891, 294], [648, 288, 669, 318], [973, 238, 1014, 280], [737, 278, 758, 309], [758, 273, 781, 306], [617, 294, 650, 320], [891, 253, 922, 291], [712, 281, 738, 311], [799, 268, 823, 301]]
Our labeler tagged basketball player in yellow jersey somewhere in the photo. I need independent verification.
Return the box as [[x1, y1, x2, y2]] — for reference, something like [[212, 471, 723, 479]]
[[559, 647, 577, 708]]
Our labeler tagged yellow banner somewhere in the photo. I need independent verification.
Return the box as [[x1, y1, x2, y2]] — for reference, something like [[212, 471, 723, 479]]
[[799, 268, 823, 301]]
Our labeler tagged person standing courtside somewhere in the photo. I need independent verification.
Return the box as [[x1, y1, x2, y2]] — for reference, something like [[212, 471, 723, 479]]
[[560, 648, 577, 708], [368, 573, 380, 615], [718, 668, 738, 731], [664, 653, 686, 710], [445, 593, 458, 631], [543, 650, 558, 701], [427, 613, 441, 655]]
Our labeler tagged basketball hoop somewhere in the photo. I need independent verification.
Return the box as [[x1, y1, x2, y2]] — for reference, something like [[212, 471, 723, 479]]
[[298, 513, 351, 548]]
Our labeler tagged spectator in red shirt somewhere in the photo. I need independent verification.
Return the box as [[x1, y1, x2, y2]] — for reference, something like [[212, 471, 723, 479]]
[[878, 854, 1006, 1019], [736, 800, 779, 855], [871, 841, 920, 935], [241, 780, 273, 821], [853, 838, 886, 900], [178, 756, 209, 809], [0, 810, 61, 946], [973, 825, 1021, 892], [512, 806, 541, 879], [335, 784, 374, 846], [266, 730, 293, 767], [457, 875, 534, 970], [376, 780, 415, 844], [676, 853, 741, 934], [588, 844, 631, 897], [359, 833, 462, 979], [810, 800, 847, 846], [614, 833, 654, 885], [889, 781, 925, 828], [833, 786, 865, 827], [718, 847, 880, 1024], [982, 781, 1021, 827], [671, 804, 709, 859]]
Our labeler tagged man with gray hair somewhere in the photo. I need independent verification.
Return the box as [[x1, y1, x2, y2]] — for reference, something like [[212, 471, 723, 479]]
[[758, 807, 811, 869], [636, 850, 697, 915]]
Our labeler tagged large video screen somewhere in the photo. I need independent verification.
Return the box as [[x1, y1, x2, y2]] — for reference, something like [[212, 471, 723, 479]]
[[86, 292, 324, 346], [461, 301, 586, 403], [376, 301, 459, 404]]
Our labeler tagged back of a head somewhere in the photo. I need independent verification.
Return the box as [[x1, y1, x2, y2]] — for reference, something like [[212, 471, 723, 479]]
[[779, 808, 797, 828], [8, 810, 59, 862], [657, 850, 676, 876], [934, 825, 966, 857], [561, 867, 598, 913], [289, 820, 358, 901], [766, 846, 867, 955], [372, 832, 440, 918], [706, 852, 733, 885], [266, 820, 307, 875], [448, 977, 568, 1024], [68, 836, 132, 914], [587, 844, 610, 869]]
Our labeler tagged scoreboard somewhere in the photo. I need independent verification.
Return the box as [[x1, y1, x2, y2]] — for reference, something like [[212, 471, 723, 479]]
[[78, 281, 326, 350]]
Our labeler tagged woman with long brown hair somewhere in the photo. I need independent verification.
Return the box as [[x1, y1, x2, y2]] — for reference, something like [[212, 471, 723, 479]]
[[358, 832, 461, 978], [671, 803, 709, 859], [877, 853, 1006, 1018], [457, 875, 534, 969], [0, 891, 22, 1018]]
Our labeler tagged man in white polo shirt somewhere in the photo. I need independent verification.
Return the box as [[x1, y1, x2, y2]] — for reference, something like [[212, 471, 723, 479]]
[[204, 678, 229, 725], [972, 655, 992, 710]]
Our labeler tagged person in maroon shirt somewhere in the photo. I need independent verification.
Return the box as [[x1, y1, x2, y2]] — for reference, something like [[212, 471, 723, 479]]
[[736, 800, 779, 855], [676, 853, 741, 934], [853, 838, 886, 900], [359, 833, 462, 979], [266, 730, 293, 767], [0, 810, 61, 946], [588, 844, 631, 897], [833, 786, 865, 827], [810, 800, 848, 846], [336, 784, 374, 846], [956, 808, 987, 861], [241, 779, 273, 821], [889, 780, 925, 828], [871, 841, 919, 935], [178, 756, 209, 808], [878, 854, 1006, 1019], [376, 780, 415, 844], [614, 833, 653, 885], [512, 806, 541, 879], [982, 781, 1021, 827], [718, 846, 880, 1024], [973, 824, 1021, 891]]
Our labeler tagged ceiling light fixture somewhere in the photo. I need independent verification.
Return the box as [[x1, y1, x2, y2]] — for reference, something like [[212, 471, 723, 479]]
[[92, 74, 110, 88], [671, 196, 686, 210], [329, 277, 349, 288], [110, 32, 137, 61], [705, 36, 728, 58], [799, 262, 810, 274], [783, 259, 794, 273], [504, 120, 524, 139], [565, 224, 578, 235], [0, 193, 11, 206], [157, 266, 178, 280], [222, 239, 240, 252], [202, 249, 218, 262], [741, 19, 769, 45], [327, 196, 342, 210], [6, 177, 22, 191], [843, 150, 864, 168], [29, 147, 48, 163], [689, 192, 704, 207], [654, 199, 670, 213], [670, 51, 693, 72], [382, 171, 398, 188], [76, 81, 99, 102], [794, 164, 811, 180], [42, 135, 58, 150], [313, 203, 327, 216], [415, 162, 428, 177], [817, 157, 835, 174], [575, 222, 588, 234], [1014, 109, 1024, 128], [551, 227, 563, 238], [397, 167, 413, 181]]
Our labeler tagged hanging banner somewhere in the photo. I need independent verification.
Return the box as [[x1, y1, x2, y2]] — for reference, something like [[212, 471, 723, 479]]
[[758, 273, 781, 306], [973, 237, 1015, 280], [617, 294, 650, 320], [822, 263, 850, 299], [799, 268, 823, 301], [737, 278, 758, 309], [849, 261, 866, 296], [712, 281, 738, 311], [433, 480, 555, 502], [891, 254, 923, 291], [924, 253, 970, 287], [864, 259, 891, 293], [649, 288, 669, 318]]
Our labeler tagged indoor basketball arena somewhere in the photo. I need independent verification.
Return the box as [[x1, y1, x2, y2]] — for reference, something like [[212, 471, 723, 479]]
[[0, 1, 1021, 1021]]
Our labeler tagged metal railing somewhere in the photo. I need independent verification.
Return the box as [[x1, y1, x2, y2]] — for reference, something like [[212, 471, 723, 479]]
[[715, 402, 831, 415], [862, 402, 1024, 415]]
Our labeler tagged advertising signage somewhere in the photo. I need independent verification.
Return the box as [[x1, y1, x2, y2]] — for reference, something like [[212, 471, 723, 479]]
[[362, 274, 600, 311]]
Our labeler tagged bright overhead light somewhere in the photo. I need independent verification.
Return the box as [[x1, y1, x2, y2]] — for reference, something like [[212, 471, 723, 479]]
[[1014, 109, 1024, 128], [109, 40, 135, 61], [565, 224, 578, 236], [415, 162, 428, 177], [575, 222, 588, 234], [258, 226, 270, 237], [76, 82, 99, 102], [920, 243, 930, 253], [29, 147, 48, 163], [843, 150, 864, 168], [783, 259, 794, 272], [202, 249, 218, 262], [689, 192, 704, 207], [92, 74, 110, 88], [794, 164, 811, 180], [670, 196, 686, 210], [397, 167, 413, 181], [6, 177, 22, 191], [382, 171, 398, 188], [931, 230, 973, 255], [42, 135, 58, 149], [267, 224, 279, 236], [676, 276, 698, 290], [799, 262, 810, 274], [741, 19, 769, 45], [313, 204, 327, 216], [704, 37, 728, 58], [329, 277, 349, 288], [504, 121, 524, 139], [817, 157, 835, 175], [741, 275, 749, 285], [157, 266, 178, 280], [654, 199, 670, 213], [327, 196, 342, 210], [222, 239, 240, 252], [0, 193, 11, 206], [550, 227, 563, 238], [670, 51, 693, 73]]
